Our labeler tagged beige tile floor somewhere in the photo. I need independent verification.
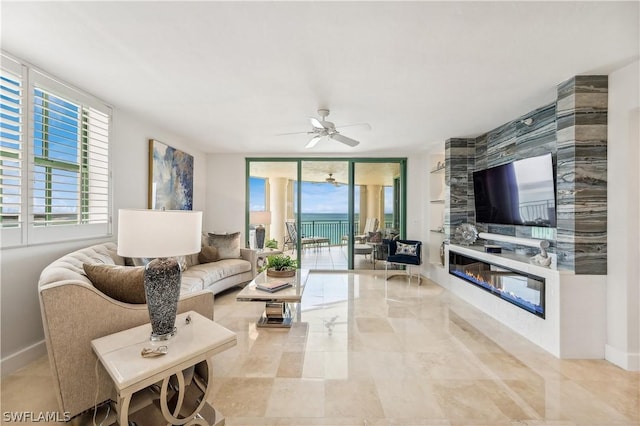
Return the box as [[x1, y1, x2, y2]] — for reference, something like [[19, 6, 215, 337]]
[[2, 272, 639, 425]]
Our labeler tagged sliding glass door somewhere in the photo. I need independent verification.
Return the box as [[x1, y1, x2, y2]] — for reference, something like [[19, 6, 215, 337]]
[[300, 160, 349, 270], [351, 161, 403, 270], [247, 158, 406, 271]]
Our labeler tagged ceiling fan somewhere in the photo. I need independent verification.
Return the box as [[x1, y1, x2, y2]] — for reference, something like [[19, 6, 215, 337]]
[[325, 173, 341, 187], [279, 109, 370, 148]]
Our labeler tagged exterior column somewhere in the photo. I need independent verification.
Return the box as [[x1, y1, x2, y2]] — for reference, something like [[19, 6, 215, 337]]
[[379, 187, 385, 228], [268, 177, 288, 249], [358, 185, 367, 233], [286, 179, 295, 220], [366, 185, 383, 229]]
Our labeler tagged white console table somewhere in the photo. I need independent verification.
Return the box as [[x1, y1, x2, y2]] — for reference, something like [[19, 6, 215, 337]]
[[444, 244, 606, 359]]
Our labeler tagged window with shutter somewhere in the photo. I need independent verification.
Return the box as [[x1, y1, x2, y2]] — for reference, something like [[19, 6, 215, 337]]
[[1, 53, 112, 247], [0, 56, 24, 246]]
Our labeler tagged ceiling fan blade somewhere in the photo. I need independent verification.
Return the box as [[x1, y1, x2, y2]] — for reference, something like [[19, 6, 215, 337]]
[[310, 117, 326, 129], [330, 133, 360, 147], [275, 130, 313, 136], [305, 135, 323, 148]]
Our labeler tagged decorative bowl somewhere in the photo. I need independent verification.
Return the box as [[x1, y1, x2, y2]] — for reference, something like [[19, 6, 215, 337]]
[[266, 268, 296, 278]]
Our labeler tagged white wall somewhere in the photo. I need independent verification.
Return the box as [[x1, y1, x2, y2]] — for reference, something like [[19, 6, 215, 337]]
[[0, 108, 208, 376], [405, 153, 426, 241], [205, 154, 248, 239], [606, 59, 640, 371]]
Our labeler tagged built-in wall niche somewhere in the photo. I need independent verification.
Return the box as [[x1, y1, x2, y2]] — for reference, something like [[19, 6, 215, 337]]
[[427, 152, 446, 267], [449, 250, 545, 318]]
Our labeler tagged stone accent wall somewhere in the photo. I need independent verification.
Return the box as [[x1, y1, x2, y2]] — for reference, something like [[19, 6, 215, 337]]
[[444, 75, 607, 275], [444, 138, 474, 237], [556, 76, 608, 273]]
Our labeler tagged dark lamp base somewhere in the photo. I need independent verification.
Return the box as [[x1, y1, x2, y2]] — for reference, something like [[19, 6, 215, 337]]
[[255, 224, 265, 249], [144, 257, 182, 342]]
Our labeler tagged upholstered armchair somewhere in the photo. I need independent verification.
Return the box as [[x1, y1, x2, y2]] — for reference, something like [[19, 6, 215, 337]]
[[384, 239, 423, 284]]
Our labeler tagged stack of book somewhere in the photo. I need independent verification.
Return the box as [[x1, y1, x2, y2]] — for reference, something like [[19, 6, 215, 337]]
[[256, 280, 292, 293]]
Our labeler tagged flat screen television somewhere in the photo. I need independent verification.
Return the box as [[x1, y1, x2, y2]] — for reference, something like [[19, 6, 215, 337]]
[[472, 153, 557, 227]]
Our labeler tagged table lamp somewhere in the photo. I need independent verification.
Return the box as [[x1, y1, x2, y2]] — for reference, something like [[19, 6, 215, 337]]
[[250, 211, 271, 250], [117, 209, 202, 341]]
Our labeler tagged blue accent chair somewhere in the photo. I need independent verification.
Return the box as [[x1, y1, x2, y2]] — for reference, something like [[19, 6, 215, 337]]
[[384, 239, 422, 284]]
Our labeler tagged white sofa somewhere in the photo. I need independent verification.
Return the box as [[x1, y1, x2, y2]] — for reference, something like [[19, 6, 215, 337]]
[[38, 241, 257, 419]]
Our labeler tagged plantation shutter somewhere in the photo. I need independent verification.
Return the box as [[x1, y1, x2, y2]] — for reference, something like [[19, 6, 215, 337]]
[[1, 54, 112, 247], [29, 70, 111, 243], [0, 55, 25, 246]]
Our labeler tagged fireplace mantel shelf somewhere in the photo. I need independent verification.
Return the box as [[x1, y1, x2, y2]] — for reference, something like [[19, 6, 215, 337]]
[[447, 244, 559, 274]]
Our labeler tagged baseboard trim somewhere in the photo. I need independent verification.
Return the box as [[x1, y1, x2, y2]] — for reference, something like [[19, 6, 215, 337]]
[[1, 340, 47, 378], [605, 344, 640, 371]]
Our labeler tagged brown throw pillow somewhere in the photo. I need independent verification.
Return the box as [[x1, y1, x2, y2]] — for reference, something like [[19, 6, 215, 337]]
[[83, 263, 146, 304], [198, 245, 219, 263], [207, 232, 241, 259]]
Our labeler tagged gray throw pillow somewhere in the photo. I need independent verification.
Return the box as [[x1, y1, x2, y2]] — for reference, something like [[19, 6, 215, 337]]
[[198, 245, 220, 263], [83, 263, 146, 304], [368, 231, 382, 243], [207, 232, 241, 259]]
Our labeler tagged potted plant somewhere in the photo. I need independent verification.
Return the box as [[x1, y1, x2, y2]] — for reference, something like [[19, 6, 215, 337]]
[[262, 254, 297, 277], [265, 239, 278, 249]]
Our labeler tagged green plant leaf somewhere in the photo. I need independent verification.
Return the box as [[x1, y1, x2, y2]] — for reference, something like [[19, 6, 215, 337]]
[[264, 254, 297, 271]]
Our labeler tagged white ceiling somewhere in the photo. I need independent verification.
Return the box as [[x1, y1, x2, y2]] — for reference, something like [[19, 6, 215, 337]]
[[2, 1, 638, 155]]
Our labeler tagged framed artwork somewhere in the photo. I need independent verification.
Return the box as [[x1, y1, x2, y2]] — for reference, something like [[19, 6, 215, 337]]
[[148, 139, 194, 210]]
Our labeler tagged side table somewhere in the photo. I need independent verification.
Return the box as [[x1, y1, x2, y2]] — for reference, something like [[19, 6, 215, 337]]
[[91, 311, 236, 426], [255, 248, 283, 270]]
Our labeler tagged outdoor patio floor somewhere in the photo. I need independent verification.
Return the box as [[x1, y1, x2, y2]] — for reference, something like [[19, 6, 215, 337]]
[[288, 244, 379, 271]]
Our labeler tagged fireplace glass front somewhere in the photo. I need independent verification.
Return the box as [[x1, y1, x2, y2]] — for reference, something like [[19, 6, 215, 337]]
[[449, 251, 545, 318]]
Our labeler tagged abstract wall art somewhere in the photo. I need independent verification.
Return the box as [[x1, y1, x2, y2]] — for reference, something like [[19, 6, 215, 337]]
[[148, 139, 193, 210]]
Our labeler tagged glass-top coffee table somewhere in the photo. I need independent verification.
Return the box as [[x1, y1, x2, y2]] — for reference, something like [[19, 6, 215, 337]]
[[236, 269, 309, 328]]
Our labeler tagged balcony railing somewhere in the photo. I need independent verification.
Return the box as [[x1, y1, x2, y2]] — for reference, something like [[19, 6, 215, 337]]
[[298, 220, 394, 246]]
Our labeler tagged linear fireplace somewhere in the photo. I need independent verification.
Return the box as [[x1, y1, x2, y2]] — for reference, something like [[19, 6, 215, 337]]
[[449, 251, 545, 318]]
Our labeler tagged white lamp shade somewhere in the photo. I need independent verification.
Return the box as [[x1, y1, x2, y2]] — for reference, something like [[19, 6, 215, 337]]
[[117, 209, 202, 258], [250, 211, 271, 225]]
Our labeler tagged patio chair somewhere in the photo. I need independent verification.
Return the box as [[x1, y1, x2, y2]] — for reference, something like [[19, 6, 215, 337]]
[[284, 220, 317, 253], [384, 239, 422, 284], [347, 217, 379, 244]]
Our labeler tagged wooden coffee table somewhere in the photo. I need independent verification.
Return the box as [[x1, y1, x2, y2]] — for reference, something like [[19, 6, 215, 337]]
[[236, 269, 309, 328]]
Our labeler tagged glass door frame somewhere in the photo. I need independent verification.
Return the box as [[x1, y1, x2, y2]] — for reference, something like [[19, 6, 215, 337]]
[[246, 157, 407, 270]]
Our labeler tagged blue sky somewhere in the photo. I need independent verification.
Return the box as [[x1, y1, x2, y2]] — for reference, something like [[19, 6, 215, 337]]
[[250, 177, 393, 214]]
